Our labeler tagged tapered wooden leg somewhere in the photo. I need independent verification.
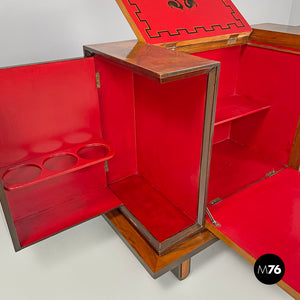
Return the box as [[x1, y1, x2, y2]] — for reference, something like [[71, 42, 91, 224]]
[[171, 259, 191, 280]]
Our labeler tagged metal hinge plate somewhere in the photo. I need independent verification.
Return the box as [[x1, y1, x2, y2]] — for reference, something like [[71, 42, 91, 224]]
[[96, 72, 101, 88], [209, 197, 223, 206], [227, 34, 239, 46], [266, 170, 278, 178], [105, 161, 109, 173]]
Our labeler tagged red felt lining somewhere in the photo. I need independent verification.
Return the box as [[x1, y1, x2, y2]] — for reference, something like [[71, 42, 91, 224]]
[[134, 74, 207, 221], [207, 168, 300, 294], [7, 165, 122, 247], [0, 58, 102, 168], [0, 58, 122, 248], [208, 139, 284, 202], [234, 46, 300, 165], [109, 175, 195, 242], [214, 94, 270, 126], [94, 56, 138, 183]]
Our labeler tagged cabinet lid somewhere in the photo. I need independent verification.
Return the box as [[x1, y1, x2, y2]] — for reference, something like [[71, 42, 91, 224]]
[[116, 0, 252, 44]]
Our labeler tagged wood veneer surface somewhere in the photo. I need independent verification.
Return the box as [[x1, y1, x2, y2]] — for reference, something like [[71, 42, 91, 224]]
[[84, 40, 218, 83]]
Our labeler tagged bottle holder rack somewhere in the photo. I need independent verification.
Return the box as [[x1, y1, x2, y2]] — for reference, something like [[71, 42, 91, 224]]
[[1, 141, 115, 191]]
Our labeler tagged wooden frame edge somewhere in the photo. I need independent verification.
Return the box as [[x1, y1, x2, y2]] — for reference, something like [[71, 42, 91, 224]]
[[247, 42, 300, 56], [120, 206, 203, 255], [289, 117, 300, 171], [104, 209, 218, 278], [159, 32, 251, 53], [0, 182, 21, 251], [198, 66, 220, 225], [205, 221, 300, 299]]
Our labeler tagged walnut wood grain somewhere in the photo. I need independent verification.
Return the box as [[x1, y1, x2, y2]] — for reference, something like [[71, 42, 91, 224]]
[[247, 43, 300, 56], [171, 259, 191, 280], [205, 221, 300, 299], [83, 40, 219, 83], [249, 23, 300, 52], [120, 206, 203, 255], [104, 209, 218, 278], [289, 117, 300, 171], [198, 66, 220, 225]]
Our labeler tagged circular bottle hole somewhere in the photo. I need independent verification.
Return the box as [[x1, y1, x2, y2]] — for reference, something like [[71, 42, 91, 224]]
[[77, 144, 109, 160], [43, 153, 78, 172], [31, 140, 62, 153], [3, 164, 42, 187], [64, 132, 92, 144]]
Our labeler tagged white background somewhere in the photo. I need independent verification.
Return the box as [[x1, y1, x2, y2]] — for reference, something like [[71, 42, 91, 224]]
[[0, 0, 299, 67], [0, 1, 299, 299]]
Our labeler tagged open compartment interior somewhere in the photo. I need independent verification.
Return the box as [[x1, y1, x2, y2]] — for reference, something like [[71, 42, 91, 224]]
[[0, 58, 122, 249], [192, 45, 300, 202], [94, 55, 209, 242]]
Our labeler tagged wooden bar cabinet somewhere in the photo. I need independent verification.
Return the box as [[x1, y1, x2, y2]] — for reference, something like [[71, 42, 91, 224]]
[[0, 0, 299, 298]]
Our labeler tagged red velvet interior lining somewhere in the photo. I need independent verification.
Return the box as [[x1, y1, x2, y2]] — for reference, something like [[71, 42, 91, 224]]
[[0, 58, 123, 248], [208, 139, 284, 202], [9, 165, 122, 248], [95, 57, 207, 237], [94, 56, 137, 183], [109, 175, 195, 242], [234, 46, 300, 165], [0, 58, 102, 168], [134, 74, 207, 221], [207, 168, 300, 294], [194, 46, 299, 203]]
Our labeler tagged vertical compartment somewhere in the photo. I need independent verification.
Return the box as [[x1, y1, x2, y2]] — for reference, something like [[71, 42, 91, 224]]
[[88, 41, 218, 253]]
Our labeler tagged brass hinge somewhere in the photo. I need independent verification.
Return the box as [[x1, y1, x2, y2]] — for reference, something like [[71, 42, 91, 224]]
[[104, 161, 109, 173], [265, 170, 278, 178], [165, 42, 177, 51], [96, 72, 101, 88], [227, 34, 239, 46], [209, 197, 223, 206]]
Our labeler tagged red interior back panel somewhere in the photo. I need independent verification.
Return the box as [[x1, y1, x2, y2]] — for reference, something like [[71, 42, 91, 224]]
[[119, 0, 251, 44], [134, 74, 207, 220], [234, 46, 300, 165], [0, 58, 101, 168]]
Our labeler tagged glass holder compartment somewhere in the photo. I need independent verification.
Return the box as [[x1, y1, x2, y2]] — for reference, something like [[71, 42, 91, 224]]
[[1, 141, 114, 191]]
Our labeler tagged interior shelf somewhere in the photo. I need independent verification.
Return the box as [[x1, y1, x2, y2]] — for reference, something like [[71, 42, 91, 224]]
[[0, 139, 114, 191], [208, 139, 285, 202], [214, 95, 271, 126], [109, 175, 195, 243], [8, 167, 122, 248]]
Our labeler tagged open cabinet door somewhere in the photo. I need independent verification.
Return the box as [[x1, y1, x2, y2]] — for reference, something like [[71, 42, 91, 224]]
[[0, 58, 122, 251], [206, 167, 300, 298]]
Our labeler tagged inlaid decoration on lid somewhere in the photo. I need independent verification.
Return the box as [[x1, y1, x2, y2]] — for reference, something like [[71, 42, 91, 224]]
[[116, 0, 252, 44]]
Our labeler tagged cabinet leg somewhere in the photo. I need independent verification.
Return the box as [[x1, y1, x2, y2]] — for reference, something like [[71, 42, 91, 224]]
[[171, 259, 191, 280]]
